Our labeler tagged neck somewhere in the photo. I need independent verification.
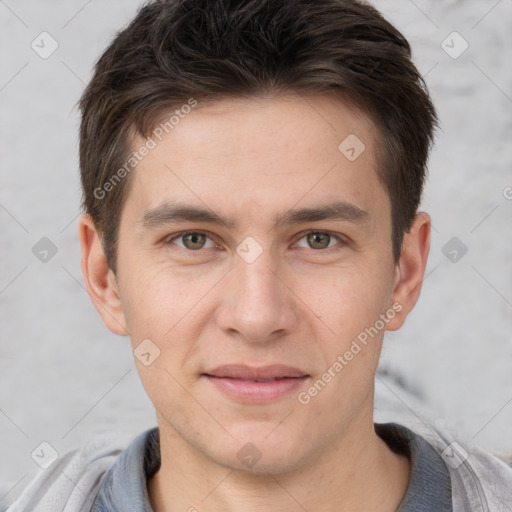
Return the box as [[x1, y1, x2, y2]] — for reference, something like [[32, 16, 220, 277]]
[[148, 418, 410, 512]]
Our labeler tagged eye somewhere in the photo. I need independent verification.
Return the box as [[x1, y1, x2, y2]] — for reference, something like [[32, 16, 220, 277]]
[[295, 231, 343, 250], [168, 231, 216, 251]]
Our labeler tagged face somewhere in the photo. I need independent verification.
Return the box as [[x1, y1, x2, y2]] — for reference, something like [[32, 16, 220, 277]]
[[82, 93, 425, 474]]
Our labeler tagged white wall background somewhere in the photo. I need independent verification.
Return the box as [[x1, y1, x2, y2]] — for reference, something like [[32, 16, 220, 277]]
[[1, 0, 511, 501]]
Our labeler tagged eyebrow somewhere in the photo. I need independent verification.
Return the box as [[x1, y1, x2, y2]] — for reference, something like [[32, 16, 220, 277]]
[[138, 200, 369, 231]]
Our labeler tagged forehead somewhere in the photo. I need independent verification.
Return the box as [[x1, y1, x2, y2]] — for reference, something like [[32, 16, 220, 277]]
[[123, 93, 388, 229]]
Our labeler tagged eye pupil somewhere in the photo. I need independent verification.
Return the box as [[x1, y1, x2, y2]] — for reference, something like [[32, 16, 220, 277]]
[[183, 233, 205, 250], [307, 232, 330, 249]]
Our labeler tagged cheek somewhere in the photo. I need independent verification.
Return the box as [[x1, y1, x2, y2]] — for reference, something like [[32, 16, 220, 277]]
[[122, 271, 204, 413], [302, 264, 392, 341], [297, 271, 388, 412], [119, 262, 225, 365], [117, 251, 188, 331]]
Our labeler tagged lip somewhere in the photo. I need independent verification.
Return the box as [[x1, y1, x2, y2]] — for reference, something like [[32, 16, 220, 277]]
[[202, 364, 310, 403]]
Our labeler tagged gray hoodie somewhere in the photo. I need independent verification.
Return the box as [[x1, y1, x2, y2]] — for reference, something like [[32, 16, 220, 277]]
[[2, 418, 512, 512]]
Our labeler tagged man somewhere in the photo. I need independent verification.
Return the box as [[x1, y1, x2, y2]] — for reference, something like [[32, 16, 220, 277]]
[[5, 0, 512, 511]]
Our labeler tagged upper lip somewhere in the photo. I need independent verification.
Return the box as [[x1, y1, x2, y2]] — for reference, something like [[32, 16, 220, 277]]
[[204, 364, 309, 380]]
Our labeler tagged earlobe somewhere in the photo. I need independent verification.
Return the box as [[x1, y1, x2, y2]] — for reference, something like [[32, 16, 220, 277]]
[[386, 212, 431, 331], [77, 214, 129, 336]]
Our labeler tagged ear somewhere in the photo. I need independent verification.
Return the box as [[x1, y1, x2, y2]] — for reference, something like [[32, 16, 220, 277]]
[[78, 214, 129, 336], [386, 212, 431, 331]]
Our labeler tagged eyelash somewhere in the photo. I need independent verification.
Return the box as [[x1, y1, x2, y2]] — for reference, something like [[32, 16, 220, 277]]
[[164, 230, 347, 253]]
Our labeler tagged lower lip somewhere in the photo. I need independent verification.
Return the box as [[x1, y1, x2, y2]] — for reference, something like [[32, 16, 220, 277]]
[[204, 375, 309, 403]]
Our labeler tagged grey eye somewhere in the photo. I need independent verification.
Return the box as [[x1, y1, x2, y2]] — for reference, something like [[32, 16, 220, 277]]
[[303, 232, 333, 249], [177, 232, 213, 250]]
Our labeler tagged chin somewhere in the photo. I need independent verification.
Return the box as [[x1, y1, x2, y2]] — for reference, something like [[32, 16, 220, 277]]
[[209, 425, 313, 475]]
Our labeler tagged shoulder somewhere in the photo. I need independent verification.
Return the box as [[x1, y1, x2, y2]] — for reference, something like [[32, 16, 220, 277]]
[[375, 372, 512, 510], [396, 420, 512, 511], [1, 433, 127, 512]]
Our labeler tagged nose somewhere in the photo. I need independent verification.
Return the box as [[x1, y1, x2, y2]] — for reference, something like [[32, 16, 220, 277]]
[[215, 247, 298, 344]]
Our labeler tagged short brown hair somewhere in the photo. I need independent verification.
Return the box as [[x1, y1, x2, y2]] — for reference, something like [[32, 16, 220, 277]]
[[79, 0, 437, 272]]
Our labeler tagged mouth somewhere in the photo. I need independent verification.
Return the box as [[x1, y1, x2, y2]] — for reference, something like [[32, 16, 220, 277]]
[[202, 364, 310, 403]]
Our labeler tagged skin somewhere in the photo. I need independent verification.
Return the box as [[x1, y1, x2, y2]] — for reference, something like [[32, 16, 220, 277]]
[[79, 92, 430, 511]]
